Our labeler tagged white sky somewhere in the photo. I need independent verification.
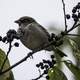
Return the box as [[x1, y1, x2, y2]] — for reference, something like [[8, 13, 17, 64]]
[[0, 0, 80, 80]]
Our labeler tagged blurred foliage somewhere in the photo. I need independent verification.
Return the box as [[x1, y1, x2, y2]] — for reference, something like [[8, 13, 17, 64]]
[[64, 61, 80, 80], [0, 49, 14, 80], [48, 66, 68, 80]]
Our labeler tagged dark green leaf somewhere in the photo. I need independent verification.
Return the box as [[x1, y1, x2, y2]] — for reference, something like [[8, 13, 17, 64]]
[[48, 66, 68, 80], [64, 61, 80, 80], [0, 48, 14, 80], [68, 38, 80, 60], [55, 48, 67, 57]]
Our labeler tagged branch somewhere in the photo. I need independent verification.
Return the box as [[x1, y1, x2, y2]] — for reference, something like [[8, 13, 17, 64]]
[[62, 0, 67, 31], [32, 73, 44, 80], [67, 23, 80, 33], [0, 41, 55, 75]]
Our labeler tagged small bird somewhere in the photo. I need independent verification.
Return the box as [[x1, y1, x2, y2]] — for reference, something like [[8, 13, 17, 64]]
[[15, 16, 53, 51]]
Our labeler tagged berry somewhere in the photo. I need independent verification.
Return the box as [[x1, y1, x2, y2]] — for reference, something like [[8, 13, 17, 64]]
[[43, 59, 47, 63], [51, 55, 54, 59], [0, 36, 2, 41], [72, 14, 78, 22], [41, 66, 44, 69], [78, 2, 80, 6], [36, 64, 40, 68], [14, 42, 19, 47], [66, 14, 70, 19], [47, 60, 51, 63], [46, 75, 49, 79], [76, 3, 80, 9], [44, 70, 48, 74], [39, 62, 43, 66], [44, 65, 49, 69], [52, 60, 56, 65], [78, 13, 80, 18], [72, 14, 78, 18], [72, 8, 77, 13], [2, 36, 7, 42]]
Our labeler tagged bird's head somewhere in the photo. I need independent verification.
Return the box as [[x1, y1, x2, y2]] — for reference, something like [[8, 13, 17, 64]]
[[15, 16, 36, 26]]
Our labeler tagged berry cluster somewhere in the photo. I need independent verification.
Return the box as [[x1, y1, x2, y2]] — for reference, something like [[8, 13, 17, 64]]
[[66, 2, 80, 22], [48, 33, 63, 47], [0, 29, 20, 47], [33, 55, 56, 80]]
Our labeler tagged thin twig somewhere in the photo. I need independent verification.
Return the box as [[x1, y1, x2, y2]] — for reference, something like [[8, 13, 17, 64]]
[[32, 73, 44, 80], [0, 42, 12, 71], [62, 0, 67, 31], [66, 23, 80, 33]]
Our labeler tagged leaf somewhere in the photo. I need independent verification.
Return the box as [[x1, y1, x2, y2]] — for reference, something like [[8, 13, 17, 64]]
[[64, 61, 80, 80], [48, 66, 68, 80], [68, 38, 80, 60], [55, 48, 67, 57], [0, 48, 14, 80]]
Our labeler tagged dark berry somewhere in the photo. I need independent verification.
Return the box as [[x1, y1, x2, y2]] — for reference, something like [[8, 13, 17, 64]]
[[2, 36, 7, 42], [41, 66, 44, 69], [7, 29, 17, 34], [78, 2, 80, 6], [78, 13, 80, 18], [52, 60, 56, 64], [44, 70, 48, 74], [77, 3, 80, 9], [72, 8, 77, 13], [39, 62, 43, 66], [0, 36, 2, 41], [72, 14, 78, 22], [14, 42, 19, 47], [66, 14, 70, 19], [43, 59, 47, 63], [74, 17, 78, 22], [46, 75, 49, 79], [44, 65, 49, 69], [36, 64, 40, 68], [72, 14, 78, 18], [47, 60, 51, 63], [51, 55, 54, 59], [55, 36, 61, 41], [49, 33, 55, 42]]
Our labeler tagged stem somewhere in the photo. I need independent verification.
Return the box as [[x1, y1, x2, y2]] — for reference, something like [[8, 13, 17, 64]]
[[62, 0, 67, 31], [66, 22, 77, 33], [32, 73, 44, 80], [0, 41, 55, 75]]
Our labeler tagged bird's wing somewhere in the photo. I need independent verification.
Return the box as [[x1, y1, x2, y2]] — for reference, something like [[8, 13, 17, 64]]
[[38, 24, 50, 38], [27, 22, 50, 38]]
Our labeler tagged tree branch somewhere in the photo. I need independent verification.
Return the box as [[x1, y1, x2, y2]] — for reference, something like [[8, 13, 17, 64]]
[[0, 41, 55, 75], [62, 0, 67, 31]]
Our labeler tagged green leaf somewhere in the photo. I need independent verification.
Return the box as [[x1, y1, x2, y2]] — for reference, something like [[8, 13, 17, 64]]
[[68, 38, 80, 60], [0, 48, 14, 80], [54, 48, 67, 57], [69, 38, 80, 62], [48, 66, 68, 80], [64, 61, 80, 80]]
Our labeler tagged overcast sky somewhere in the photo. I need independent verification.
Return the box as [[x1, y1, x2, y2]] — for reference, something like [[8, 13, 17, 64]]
[[0, 0, 80, 80]]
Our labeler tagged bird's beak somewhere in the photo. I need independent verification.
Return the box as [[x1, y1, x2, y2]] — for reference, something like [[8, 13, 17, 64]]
[[14, 20, 21, 24]]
